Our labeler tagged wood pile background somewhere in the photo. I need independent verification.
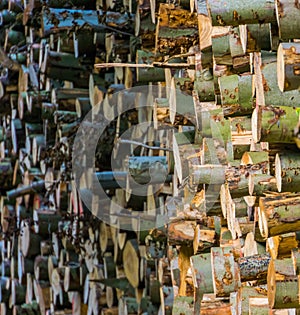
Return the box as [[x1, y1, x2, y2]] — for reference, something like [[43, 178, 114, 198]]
[[1, 0, 300, 314]]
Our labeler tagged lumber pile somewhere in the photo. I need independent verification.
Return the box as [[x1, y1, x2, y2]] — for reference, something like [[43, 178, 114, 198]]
[[1, 0, 300, 314]]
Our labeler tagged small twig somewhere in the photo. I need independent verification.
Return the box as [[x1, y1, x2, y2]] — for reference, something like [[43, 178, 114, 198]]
[[118, 139, 173, 151], [94, 62, 194, 69], [87, 21, 134, 37], [95, 62, 153, 68], [162, 51, 196, 65]]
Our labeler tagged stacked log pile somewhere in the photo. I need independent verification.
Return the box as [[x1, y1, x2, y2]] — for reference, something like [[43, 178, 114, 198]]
[[1, 0, 300, 314]]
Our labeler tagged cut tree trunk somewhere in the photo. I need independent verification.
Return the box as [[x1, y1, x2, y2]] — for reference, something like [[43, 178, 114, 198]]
[[275, 0, 300, 40], [277, 43, 300, 92], [155, 3, 199, 56], [251, 105, 299, 144], [267, 258, 299, 309], [258, 193, 300, 238], [239, 23, 272, 53], [218, 73, 253, 116], [207, 0, 276, 26], [40, 8, 134, 37], [136, 50, 165, 83], [275, 154, 300, 193], [248, 174, 277, 196], [258, 61, 300, 107], [238, 253, 271, 282], [211, 246, 240, 297], [190, 252, 214, 295], [197, 1, 212, 50], [267, 232, 298, 259], [123, 239, 142, 289]]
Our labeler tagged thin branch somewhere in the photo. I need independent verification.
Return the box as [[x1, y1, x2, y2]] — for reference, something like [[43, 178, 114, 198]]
[[162, 51, 197, 64], [7, 180, 45, 199], [118, 139, 173, 151], [94, 62, 194, 69], [87, 21, 134, 37]]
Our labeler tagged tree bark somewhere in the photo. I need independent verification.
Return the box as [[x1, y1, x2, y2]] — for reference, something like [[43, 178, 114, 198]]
[[251, 105, 299, 144], [248, 174, 277, 196], [267, 258, 299, 309], [275, 0, 300, 40], [207, 0, 276, 26], [155, 4, 199, 56], [211, 247, 240, 297], [136, 50, 165, 82], [218, 73, 253, 116], [239, 23, 272, 53], [259, 61, 300, 107], [277, 43, 300, 92], [238, 253, 271, 282], [267, 233, 298, 259], [7, 180, 45, 199], [40, 8, 134, 36], [190, 252, 214, 294], [20, 220, 42, 258], [275, 153, 300, 193], [258, 193, 300, 238]]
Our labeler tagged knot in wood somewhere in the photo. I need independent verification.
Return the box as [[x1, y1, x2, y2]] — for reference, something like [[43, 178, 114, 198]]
[[223, 270, 233, 281], [283, 296, 292, 304]]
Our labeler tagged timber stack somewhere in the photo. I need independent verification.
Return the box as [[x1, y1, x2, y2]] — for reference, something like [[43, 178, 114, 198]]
[[1, 0, 300, 314]]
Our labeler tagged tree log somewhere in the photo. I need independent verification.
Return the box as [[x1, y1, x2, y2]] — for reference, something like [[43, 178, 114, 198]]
[[218, 73, 253, 116], [211, 246, 240, 297], [207, 0, 276, 26], [197, 1, 212, 50], [155, 4, 199, 56], [40, 8, 134, 37], [252, 105, 299, 144], [275, 0, 300, 40], [238, 253, 271, 282], [267, 258, 299, 309], [236, 286, 268, 315], [200, 294, 232, 314], [248, 174, 277, 196], [20, 220, 42, 258], [136, 50, 165, 82], [249, 297, 269, 314], [190, 252, 214, 294], [11, 279, 26, 306], [123, 239, 142, 288], [192, 162, 269, 198], [239, 23, 272, 53], [275, 154, 300, 193], [258, 61, 300, 107], [34, 255, 49, 282], [258, 193, 300, 238], [267, 232, 298, 259], [277, 43, 300, 92], [291, 248, 300, 276], [211, 27, 234, 66], [7, 180, 45, 199]]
